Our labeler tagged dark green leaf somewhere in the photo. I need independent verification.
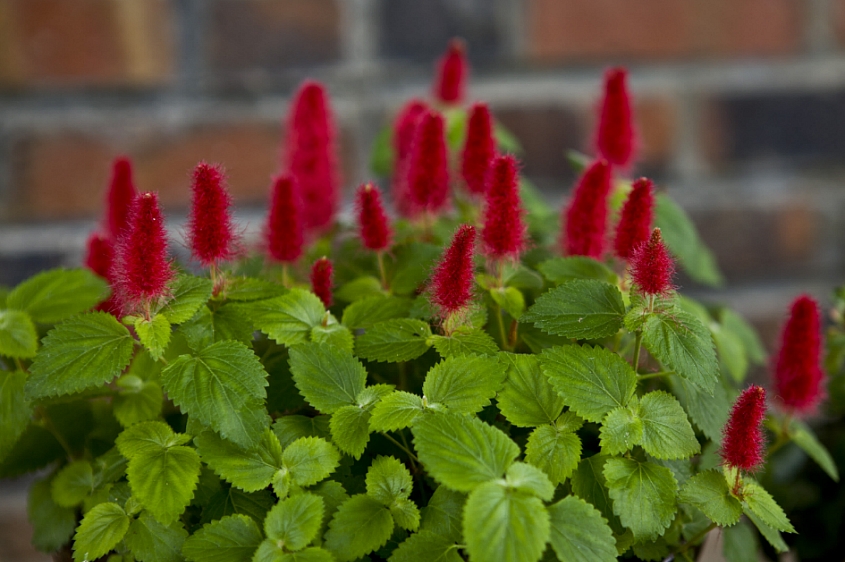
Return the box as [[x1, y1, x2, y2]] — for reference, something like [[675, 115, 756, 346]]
[[273, 415, 331, 449], [336, 276, 386, 303], [0, 309, 38, 357], [28, 476, 76, 552], [113, 376, 163, 427], [669, 374, 731, 442], [289, 342, 367, 414], [428, 327, 499, 358], [547, 496, 617, 562], [603, 457, 678, 541], [390, 243, 441, 296], [538, 257, 617, 285], [195, 429, 283, 492], [201, 487, 275, 526], [422, 355, 506, 414], [678, 470, 741, 526], [497, 354, 564, 427], [388, 530, 462, 562], [249, 289, 325, 346], [745, 510, 789, 553], [8, 268, 108, 324], [0, 370, 31, 461], [125, 512, 188, 562], [160, 275, 213, 324], [523, 280, 624, 339], [355, 319, 432, 363], [723, 520, 759, 562], [420, 486, 465, 542], [342, 296, 413, 330], [324, 495, 394, 562], [72, 502, 130, 562], [741, 480, 794, 533], [790, 419, 839, 481], [52, 460, 95, 507], [182, 514, 263, 562]]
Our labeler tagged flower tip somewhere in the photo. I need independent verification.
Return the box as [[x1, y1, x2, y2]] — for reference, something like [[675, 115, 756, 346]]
[[720, 385, 768, 472], [434, 38, 468, 104], [188, 161, 237, 267], [630, 227, 675, 296], [406, 110, 450, 216], [562, 159, 613, 258], [597, 66, 636, 169], [430, 224, 477, 317], [355, 182, 392, 252], [310, 256, 334, 308], [482, 154, 526, 260], [266, 174, 304, 264], [614, 177, 655, 260], [461, 102, 496, 196], [106, 156, 138, 240], [774, 294, 825, 415]]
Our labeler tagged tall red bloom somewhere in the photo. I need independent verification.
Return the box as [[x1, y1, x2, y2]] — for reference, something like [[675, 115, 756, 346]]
[[187, 162, 237, 267], [461, 102, 496, 196], [356, 183, 392, 252], [105, 156, 138, 240], [433, 38, 467, 104], [562, 159, 612, 258], [614, 178, 655, 260], [629, 228, 675, 296], [392, 99, 429, 217], [406, 110, 450, 216], [720, 385, 767, 472], [774, 295, 825, 415], [596, 67, 636, 169], [310, 257, 333, 308], [84, 233, 121, 314], [265, 174, 304, 264], [430, 225, 476, 316], [284, 80, 340, 233], [482, 155, 526, 260]]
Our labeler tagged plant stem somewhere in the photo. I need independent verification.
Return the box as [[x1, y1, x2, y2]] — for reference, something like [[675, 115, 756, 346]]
[[664, 522, 717, 562], [637, 370, 674, 381], [381, 432, 419, 462], [632, 331, 643, 371], [282, 264, 290, 288], [376, 251, 388, 291], [398, 430, 417, 471], [495, 303, 510, 351], [14, 357, 27, 373], [767, 414, 793, 458], [38, 408, 76, 461]]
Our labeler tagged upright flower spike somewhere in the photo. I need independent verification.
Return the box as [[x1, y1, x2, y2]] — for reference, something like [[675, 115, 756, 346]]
[[596, 67, 636, 169], [562, 159, 612, 258], [105, 156, 138, 240], [391, 99, 429, 217], [406, 110, 450, 216], [84, 232, 114, 281], [720, 385, 767, 473], [774, 295, 825, 415], [187, 162, 237, 267], [356, 183, 392, 252], [433, 38, 468, 105], [461, 102, 496, 196], [482, 154, 526, 260], [265, 174, 304, 264], [629, 228, 675, 296], [614, 177, 655, 260], [430, 224, 476, 317], [310, 257, 333, 308], [284, 80, 340, 233]]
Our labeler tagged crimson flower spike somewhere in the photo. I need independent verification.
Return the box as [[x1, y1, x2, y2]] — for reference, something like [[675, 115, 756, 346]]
[[629, 228, 675, 297], [562, 159, 612, 258], [84, 233, 120, 314], [482, 154, 526, 261], [392, 99, 429, 217], [105, 156, 138, 240], [433, 38, 468, 105], [614, 177, 655, 260], [310, 257, 333, 308], [461, 102, 496, 196], [430, 224, 476, 319], [596, 67, 636, 170], [406, 110, 450, 217], [720, 385, 768, 475], [284, 80, 340, 233], [265, 174, 304, 264], [187, 162, 237, 268], [774, 295, 826, 415], [356, 183, 392, 252]]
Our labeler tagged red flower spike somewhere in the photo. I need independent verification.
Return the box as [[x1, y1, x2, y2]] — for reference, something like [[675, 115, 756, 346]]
[[562, 159, 612, 258], [433, 38, 468, 104], [84, 232, 114, 280], [356, 183, 392, 252], [614, 177, 655, 260], [430, 224, 476, 316], [596, 67, 636, 169], [105, 156, 138, 240], [629, 228, 675, 296], [720, 385, 767, 472], [284, 80, 340, 233], [392, 99, 429, 216], [406, 110, 450, 216], [461, 102, 496, 196], [310, 257, 333, 308], [265, 174, 304, 264], [187, 162, 237, 267], [774, 295, 826, 415], [482, 155, 526, 260]]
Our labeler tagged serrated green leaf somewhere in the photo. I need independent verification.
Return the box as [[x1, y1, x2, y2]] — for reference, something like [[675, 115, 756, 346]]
[[330, 405, 371, 458], [249, 289, 325, 346], [355, 319, 432, 363], [202, 487, 275, 526], [282, 436, 341, 487], [310, 480, 348, 539], [547, 495, 617, 562], [412, 412, 519, 492], [181, 304, 254, 350], [525, 424, 581, 486], [712, 320, 747, 383], [29, 476, 76, 553], [221, 278, 286, 302], [125, 512, 188, 562], [420, 486, 465, 542], [336, 276, 386, 303], [311, 318, 354, 352], [790, 419, 839, 481], [160, 275, 213, 324], [342, 296, 413, 330], [113, 376, 162, 427], [389, 530, 462, 562], [490, 286, 525, 319], [73, 502, 130, 562], [506, 462, 554, 501], [162, 341, 269, 449], [369, 391, 425, 432], [390, 497, 421, 531], [366, 456, 413, 505], [638, 391, 700, 460], [722, 520, 759, 562], [0, 370, 31, 461], [265, 493, 324, 551], [0, 309, 38, 357], [135, 314, 171, 361], [498, 353, 565, 427], [539, 344, 637, 423], [8, 268, 108, 324], [273, 416, 331, 449], [422, 355, 506, 414], [603, 457, 678, 541], [538, 257, 618, 285], [678, 470, 741, 526], [745, 509, 789, 553], [289, 342, 367, 414], [741, 480, 794, 533], [523, 280, 624, 339], [183, 514, 263, 562], [655, 194, 723, 287], [26, 312, 134, 400], [196, 429, 283, 492], [116, 421, 191, 458], [52, 460, 95, 507], [356, 384, 394, 409], [570, 455, 625, 538], [324, 494, 394, 562], [669, 374, 730, 442], [429, 327, 499, 358], [599, 405, 642, 456], [463, 481, 550, 562]]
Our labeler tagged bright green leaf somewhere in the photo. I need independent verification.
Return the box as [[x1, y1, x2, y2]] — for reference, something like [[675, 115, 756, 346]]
[[603, 457, 678, 541], [538, 257, 617, 285], [265, 493, 324, 551], [335, 276, 385, 303], [422, 355, 506, 414], [282, 436, 341, 487], [0, 309, 38, 357], [570, 455, 624, 538], [182, 514, 263, 562], [525, 424, 581, 486], [641, 309, 718, 394], [135, 314, 171, 361], [8, 268, 108, 324], [72, 502, 130, 562], [790, 419, 839, 481], [195, 429, 283, 492], [678, 470, 742, 526], [745, 510, 789, 553], [0, 370, 31, 461], [324, 494, 394, 562], [115, 421, 191, 459], [490, 287, 525, 319], [160, 275, 213, 324], [599, 405, 643, 456], [366, 456, 413, 505], [390, 497, 421, 531], [389, 530, 462, 562], [429, 327, 499, 358], [288, 342, 366, 414], [522, 280, 624, 340], [52, 460, 95, 507], [272, 416, 331, 449], [547, 495, 617, 562], [638, 391, 700, 460], [113, 376, 162, 427], [355, 319, 432, 363], [505, 462, 554, 501], [125, 512, 188, 562], [342, 296, 413, 330], [420, 486, 465, 542], [330, 405, 371, 458], [249, 289, 325, 346], [741, 480, 794, 533], [311, 318, 354, 352], [369, 391, 425, 432], [498, 353, 565, 427]]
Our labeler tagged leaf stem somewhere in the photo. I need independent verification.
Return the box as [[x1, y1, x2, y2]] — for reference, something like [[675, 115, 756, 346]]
[[632, 331, 643, 371], [398, 430, 418, 471], [664, 522, 717, 562], [14, 357, 27, 373], [376, 251, 389, 291], [282, 264, 290, 289], [767, 414, 793, 458], [494, 303, 511, 352], [380, 431, 419, 462], [637, 370, 674, 381], [37, 407, 76, 461]]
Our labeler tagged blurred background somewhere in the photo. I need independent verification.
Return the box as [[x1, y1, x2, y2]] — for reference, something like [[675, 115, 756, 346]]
[[2, 0, 845, 560]]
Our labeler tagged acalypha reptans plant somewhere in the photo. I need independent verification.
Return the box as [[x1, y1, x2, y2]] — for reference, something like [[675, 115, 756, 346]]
[[0, 40, 839, 562]]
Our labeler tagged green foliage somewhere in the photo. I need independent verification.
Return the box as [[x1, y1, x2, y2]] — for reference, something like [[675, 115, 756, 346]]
[[355, 318, 433, 362], [0, 309, 38, 357], [324, 495, 394, 561], [422, 355, 506, 414], [497, 353, 565, 427], [428, 327, 499, 358], [523, 280, 625, 339], [160, 274, 214, 324], [524, 419, 582, 486], [369, 391, 425, 432], [538, 256, 618, 285], [264, 493, 325, 551], [603, 457, 678, 541], [249, 289, 325, 346], [124, 513, 188, 562], [789, 419, 840, 481], [547, 496, 617, 562], [135, 314, 171, 361], [289, 342, 367, 413], [7, 268, 108, 324], [655, 194, 723, 286], [182, 514, 263, 562], [679, 470, 742, 526], [0, 370, 31, 460], [72, 502, 130, 562], [29, 477, 76, 553]]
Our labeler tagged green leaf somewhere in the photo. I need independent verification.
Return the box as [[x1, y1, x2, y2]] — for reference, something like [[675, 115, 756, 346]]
[[655, 193, 723, 286], [790, 419, 840, 481], [390, 497, 421, 531], [712, 321, 747, 383], [72, 502, 130, 562], [135, 314, 172, 361], [420, 486, 465, 542], [324, 494, 394, 562], [641, 309, 719, 394], [202, 488, 275, 526], [422, 355, 506, 414], [221, 278, 286, 302], [390, 243, 442, 296], [370, 124, 393, 176], [366, 456, 413, 505], [678, 470, 742, 526], [183, 514, 263, 562], [389, 530, 462, 562], [638, 390, 700, 460], [669, 374, 731, 442], [249, 289, 325, 346], [336, 276, 386, 303], [369, 391, 425, 432], [355, 319, 432, 363], [599, 405, 643, 456], [196, 429, 283, 492], [428, 327, 499, 358], [8, 268, 108, 324], [539, 344, 637, 423], [603, 457, 678, 541], [125, 512, 188, 562], [282, 436, 341, 487], [273, 415, 331, 449], [265, 493, 325, 551], [523, 280, 624, 339], [720, 309, 766, 365], [497, 354, 564, 427], [412, 412, 519, 492], [342, 296, 413, 330], [505, 461, 554, 501], [538, 257, 617, 285], [525, 424, 581, 486], [289, 342, 367, 414], [160, 275, 213, 324], [52, 460, 95, 507], [26, 312, 134, 400], [162, 341, 269, 449], [570, 455, 625, 539], [490, 286, 525, 319], [330, 405, 371, 458], [547, 496, 617, 562], [745, 510, 789, 553], [0, 309, 38, 357], [28, 476, 76, 553], [722, 520, 759, 562], [463, 481, 550, 562], [181, 304, 254, 349], [741, 480, 794, 533], [311, 320, 354, 354], [113, 376, 163, 427], [0, 370, 31, 461]]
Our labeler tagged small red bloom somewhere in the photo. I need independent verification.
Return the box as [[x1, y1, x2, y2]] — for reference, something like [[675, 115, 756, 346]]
[[356, 183, 392, 252], [84, 232, 114, 280], [774, 295, 826, 415], [430, 225, 476, 316], [265, 174, 304, 264], [433, 38, 467, 104], [562, 159, 612, 258], [105, 156, 138, 240], [482, 155, 526, 260], [629, 228, 675, 296], [310, 257, 333, 308], [406, 110, 450, 216], [720, 385, 767, 472], [187, 162, 237, 267], [461, 102, 496, 196], [596, 67, 636, 169], [392, 99, 429, 217], [614, 178, 655, 260]]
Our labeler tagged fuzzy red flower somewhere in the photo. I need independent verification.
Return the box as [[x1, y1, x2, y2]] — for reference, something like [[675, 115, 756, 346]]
[[405, 110, 450, 216], [356, 183, 392, 252], [774, 295, 826, 415], [720, 385, 767, 472], [265, 174, 304, 264], [284, 80, 340, 233], [461, 102, 496, 196], [310, 257, 333, 308], [105, 156, 138, 240], [614, 177, 655, 260], [430, 225, 476, 316], [562, 159, 612, 258], [482, 155, 526, 260], [629, 228, 675, 296], [391, 99, 429, 217], [596, 67, 636, 169], [187, 162, 237, 267], [433, 39, 467, 104], [84, 232, 114, 280]]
